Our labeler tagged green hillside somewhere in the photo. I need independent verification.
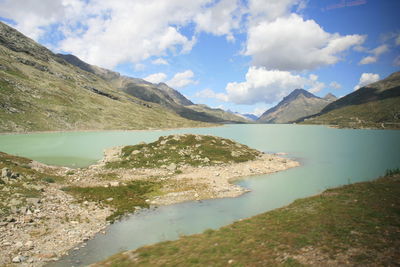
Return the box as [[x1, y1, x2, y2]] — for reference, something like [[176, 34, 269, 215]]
[[0, 22, 212, 133]]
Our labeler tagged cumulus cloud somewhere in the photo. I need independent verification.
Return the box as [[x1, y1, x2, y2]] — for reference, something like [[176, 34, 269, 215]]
[[143, 72, 167, 84], [0, 0, 82, 40], [247, 0, 305, 25], [220, 67, 325, 105], [166, 70, 197, 88], [359, 56, 377, 65], [329, 81, 342, 89], [245, 13, 365, 71], [195, 88, 228, 101], [194, 0, 241, 41], [359, 44, 389, 65], [151, 58, 169, 65], [354, 73, 380, 90]]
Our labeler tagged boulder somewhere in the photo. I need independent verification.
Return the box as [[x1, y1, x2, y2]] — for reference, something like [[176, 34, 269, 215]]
[[1, 167, 11, 178], [167, 163, 177, 171], [12, 255, 25, 263]]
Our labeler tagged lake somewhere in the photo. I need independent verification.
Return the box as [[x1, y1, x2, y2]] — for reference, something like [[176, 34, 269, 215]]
[[1, 124, 399, 266]]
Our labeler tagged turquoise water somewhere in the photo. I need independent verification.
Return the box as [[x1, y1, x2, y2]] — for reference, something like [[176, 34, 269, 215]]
[[1, 125, 399, 266]]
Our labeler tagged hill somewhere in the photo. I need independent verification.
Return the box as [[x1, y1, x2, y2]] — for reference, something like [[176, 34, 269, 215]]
[[59, 54, 247, 124], [257, 89, 336, 123], [0, 22, 213, 132], [300, 72, 400, 129]]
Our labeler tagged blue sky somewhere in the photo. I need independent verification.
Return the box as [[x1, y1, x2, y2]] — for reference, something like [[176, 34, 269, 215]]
[[0, 0, 399, 116]]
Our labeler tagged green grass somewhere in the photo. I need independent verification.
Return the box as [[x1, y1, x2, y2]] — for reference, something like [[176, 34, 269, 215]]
[[302, 97, 400, 129], [95, 172, 400, 266], [106, 134, 261, 169], [62, 180, 163, 222]]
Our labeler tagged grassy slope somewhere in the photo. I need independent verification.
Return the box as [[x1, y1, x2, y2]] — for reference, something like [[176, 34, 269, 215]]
[[0, 45, 210, 133], [105, 134, 262, 169], [96, 173, 400, 266], [302, 97, 400, 129]]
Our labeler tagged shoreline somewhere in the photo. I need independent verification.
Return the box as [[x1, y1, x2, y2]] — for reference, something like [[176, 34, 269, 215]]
[[0, 124, 222, 136], [0, 149, 299, 266]]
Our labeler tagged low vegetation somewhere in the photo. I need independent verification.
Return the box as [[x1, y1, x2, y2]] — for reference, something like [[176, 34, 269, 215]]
[[0, 152, 63, 217], [302, 96, 400, 129], [95, 171, 400, 266], [62, 180, 163, 222], [105, 134, 262, 169]]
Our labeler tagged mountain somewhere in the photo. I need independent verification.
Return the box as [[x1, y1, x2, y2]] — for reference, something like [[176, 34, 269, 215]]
[[59, 54, 246, 124], [300, 72, 400, 129], [242, 114, 259, 121], [323, 93, 338, 102], [257, 89, 336, 123], [0, 22, 212, 132]]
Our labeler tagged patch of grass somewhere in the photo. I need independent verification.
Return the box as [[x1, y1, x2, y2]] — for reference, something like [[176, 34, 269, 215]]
[[62, 180, 163, 222], [95, 172, 400, 266], [106, 134, 261, 169]]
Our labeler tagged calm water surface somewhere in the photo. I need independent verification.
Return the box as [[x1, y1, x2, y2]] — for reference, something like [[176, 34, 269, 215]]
[[1, 125, 399, 266]]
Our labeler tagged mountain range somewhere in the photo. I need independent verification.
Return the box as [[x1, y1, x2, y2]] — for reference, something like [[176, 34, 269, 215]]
[[0, 22, 247, 133], [299, 71, 400, 129], [257, 89, 337, 123]]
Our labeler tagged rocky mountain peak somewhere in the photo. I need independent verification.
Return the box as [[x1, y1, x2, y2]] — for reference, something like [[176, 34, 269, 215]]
[[323, 93, 338, 101]]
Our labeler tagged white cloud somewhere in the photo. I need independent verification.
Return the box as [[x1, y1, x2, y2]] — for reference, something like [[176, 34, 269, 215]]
[[195, 88, 228, 101], [359, 56, 377, 65], [329, 81, 342, 89], [143, 72, 167, 84], [359, 44, 389, 65], [252, 107, 268, 117], [151, 58, 169, 65], [353, 73, 380, 90], [308, 81, 325, 94], [166, 70, 197, 88], [222, 67, 324, 105], [245, 13, 366, 71], [247, 0, 305, 25], [0, 0, 83, 40], [0, 0, 213, 69], [194, 0, 241, 41]]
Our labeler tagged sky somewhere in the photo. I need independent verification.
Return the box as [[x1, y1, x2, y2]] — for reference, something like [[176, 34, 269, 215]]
[[0, 0, 399, 116]]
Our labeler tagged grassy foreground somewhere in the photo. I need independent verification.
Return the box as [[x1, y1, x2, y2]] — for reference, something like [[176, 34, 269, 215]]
[[95, 172, 400, 266]]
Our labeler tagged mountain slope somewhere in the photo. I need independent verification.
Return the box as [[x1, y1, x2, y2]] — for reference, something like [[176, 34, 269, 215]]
[[300, 72, 400, 129], [59, 53, 246, 124], [257, 89, 335, 123], [0, 22, 211, 133]]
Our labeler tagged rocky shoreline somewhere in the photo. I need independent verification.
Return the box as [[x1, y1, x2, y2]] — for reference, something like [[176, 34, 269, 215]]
[[0, 135, 299, 266]]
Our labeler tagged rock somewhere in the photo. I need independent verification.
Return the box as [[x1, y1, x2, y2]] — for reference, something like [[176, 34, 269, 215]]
[[14, 241, 23, 249], [12, 255, 25, 263], [106, 198, 113, 202], [167, 163, 176, 171], [25, 240, 34, 249], [1, 167, 11, 178], [131, 150, 140, 155], [109, 181, 119, 187], [26, 198, 41, 205]]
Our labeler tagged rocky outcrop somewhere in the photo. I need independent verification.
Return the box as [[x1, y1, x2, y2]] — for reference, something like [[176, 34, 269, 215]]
[[257, 89, 336, 124]]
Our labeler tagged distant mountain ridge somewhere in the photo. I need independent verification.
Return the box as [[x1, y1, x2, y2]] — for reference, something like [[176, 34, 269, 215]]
[[0, 21, 237, 132], [300, 71, 400, 129], [58, 53, 247, 124], [257, 89, 336, 123]]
